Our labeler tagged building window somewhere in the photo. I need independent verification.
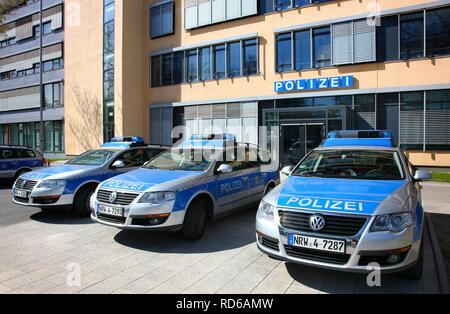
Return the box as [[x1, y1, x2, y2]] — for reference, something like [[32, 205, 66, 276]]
[[44, 121, 64, 153], [351, 94, 376, 130], [377, 93, 400, 144], [151, 37, 258, 87], [243, 39, 258, 76], [276, 33, 292, 72], [294, 30, 311, 70], [426, 90, 450, 150], [43, 82, 64, 108], [400, 92, 424, 150], [426, 7, 450, 57], [151, 56, 161, 87], [313, 27, 331, 68], [400, 12, 424, 60], [43, 58, 63, 72], [199, 47, 211, 81], [42, 21, 52, 35], [227, 41, 241, 77], [150, 1, 174, 38], [103, 0, 115, 142], [213, 44, 226, 79], [377, 15, 399, 62], [161, 54, 173, 85], [186, 49, 198, 83]]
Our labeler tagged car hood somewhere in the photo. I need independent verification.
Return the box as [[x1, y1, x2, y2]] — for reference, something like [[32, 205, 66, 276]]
[[99, 168, 205, 192], [19, 165, 96, 181], [276, 176, 412, 216]]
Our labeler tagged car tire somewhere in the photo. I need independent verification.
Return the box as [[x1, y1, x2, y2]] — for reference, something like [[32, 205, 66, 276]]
[[399, 241, 424, 281], [181, 198, 208, 241], [74, 186, 96, 217]]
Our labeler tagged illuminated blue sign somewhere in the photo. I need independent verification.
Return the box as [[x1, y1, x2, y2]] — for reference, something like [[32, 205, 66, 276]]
[[274, 76, 354, 93]]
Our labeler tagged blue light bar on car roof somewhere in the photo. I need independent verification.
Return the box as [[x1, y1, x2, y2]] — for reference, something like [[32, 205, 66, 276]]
[[102, 136, 145, 148], [179, 134, 237, 149], [323, 130, 396, 148]]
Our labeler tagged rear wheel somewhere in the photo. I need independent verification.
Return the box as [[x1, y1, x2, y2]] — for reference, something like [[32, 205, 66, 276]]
[[73, 186, 96, 217], [181, 198, 208, 241], [399, 241, 424, 280]]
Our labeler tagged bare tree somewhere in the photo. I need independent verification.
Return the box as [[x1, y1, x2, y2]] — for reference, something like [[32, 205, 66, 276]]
[[0, 0, 26, 36]]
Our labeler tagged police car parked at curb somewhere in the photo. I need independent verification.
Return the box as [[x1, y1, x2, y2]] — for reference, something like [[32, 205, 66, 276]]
[[12, 137, 167, 216], [1, 146, 48, 182], [256, 130, 431, 280], [90, 134, 280, 240]]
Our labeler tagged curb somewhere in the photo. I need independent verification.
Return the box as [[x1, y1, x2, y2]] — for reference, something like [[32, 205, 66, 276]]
[[426, 213, 450, 294]]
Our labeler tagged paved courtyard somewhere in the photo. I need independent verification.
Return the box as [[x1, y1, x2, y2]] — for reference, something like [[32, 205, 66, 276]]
[[0, 182, 447, 294]]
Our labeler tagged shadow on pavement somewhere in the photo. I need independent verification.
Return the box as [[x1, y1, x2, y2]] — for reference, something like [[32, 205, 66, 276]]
[[114, 208, 257, 254], [30, 210, 94, 225], [0, 180, 13, 190]]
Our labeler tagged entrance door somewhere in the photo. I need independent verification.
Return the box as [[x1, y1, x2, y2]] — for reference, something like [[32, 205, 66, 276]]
[[281, 123, 325, 168]]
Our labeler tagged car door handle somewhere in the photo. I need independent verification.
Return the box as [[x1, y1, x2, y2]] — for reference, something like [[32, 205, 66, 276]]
[[242, 176, 249, 180]]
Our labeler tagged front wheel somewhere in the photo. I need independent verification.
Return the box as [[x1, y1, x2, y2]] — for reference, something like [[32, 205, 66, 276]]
[[181, 199, 208, 241], [74, 186, 96, 217]]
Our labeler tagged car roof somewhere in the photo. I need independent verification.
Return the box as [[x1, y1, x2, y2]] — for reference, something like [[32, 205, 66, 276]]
[[315, 145, 399, 152]]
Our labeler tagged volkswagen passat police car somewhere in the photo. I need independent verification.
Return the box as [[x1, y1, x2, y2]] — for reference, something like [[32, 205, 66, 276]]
[[256, 131, 431, 280], [90, 134, 280, 240], [13, 137, 167, 216]]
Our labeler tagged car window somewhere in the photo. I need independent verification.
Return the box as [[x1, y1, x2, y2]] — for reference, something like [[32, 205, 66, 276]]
[[219, 148, 260, 172], [19, 149, 36, 159], [117, 149, 147, 168], [67, 149, 119, 166], [144, 149, 216, 171], [0, 149, 18, 160], [146, 148, 163, 161], [292, 150, 406, 180]]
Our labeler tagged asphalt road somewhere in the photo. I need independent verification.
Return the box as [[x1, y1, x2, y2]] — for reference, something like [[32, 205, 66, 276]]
[[0, 180, 444, 294]]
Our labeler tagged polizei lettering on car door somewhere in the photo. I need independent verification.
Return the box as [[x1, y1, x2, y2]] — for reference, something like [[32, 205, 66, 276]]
[[220, 180, 243, 194]]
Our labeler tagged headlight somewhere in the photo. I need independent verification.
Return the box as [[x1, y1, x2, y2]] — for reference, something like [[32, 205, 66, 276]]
[[37, 180, 67, 189], [138, 192, 176, 204], [371, 213, 413, 233], [257, 201, 275, 221]]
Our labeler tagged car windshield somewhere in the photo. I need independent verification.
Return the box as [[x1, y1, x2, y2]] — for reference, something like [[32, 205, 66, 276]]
[[67, 149, 119, 166], [143, 149, 217, 171], [292, 150, 405, 180]]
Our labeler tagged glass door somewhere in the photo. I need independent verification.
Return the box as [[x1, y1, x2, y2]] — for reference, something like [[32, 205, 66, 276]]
[[280, 123, 325, 168]]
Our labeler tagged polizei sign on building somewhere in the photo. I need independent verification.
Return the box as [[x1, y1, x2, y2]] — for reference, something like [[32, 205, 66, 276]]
[[274, 76, 354, 93]]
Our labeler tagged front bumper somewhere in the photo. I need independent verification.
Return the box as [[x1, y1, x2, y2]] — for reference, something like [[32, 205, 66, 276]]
[[256, 211, 422, 273], [90, 196, 186, 231], [12, 184, 74, 208]]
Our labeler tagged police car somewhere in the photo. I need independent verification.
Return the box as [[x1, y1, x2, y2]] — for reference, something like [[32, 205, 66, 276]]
[[12, 137, 167, 216], [256, 130, 431, 280], [90, 134, 280, 240], [0, 146, 48, 181]]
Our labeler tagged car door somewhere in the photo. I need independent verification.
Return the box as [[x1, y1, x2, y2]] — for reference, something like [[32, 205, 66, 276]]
[[245, 148, 267, 203], [0, 148, 18, 179], [110, 148, 149, 176], [214, 148, 250, 215]]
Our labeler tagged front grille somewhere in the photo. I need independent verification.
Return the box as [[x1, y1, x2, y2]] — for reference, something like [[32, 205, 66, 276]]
[[284, 246, 351, 265], [279, 210, 367, 237], [260, 237, 280, 251], [97, 190, 139, 206], [15, 179, 38, 191], [97, 213, 126, 224]]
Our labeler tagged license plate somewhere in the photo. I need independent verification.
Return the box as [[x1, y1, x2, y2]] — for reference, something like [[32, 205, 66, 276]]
[[14, 189, 28, 198], [98, 204, 123, 217], [288, 234, 346, 254]]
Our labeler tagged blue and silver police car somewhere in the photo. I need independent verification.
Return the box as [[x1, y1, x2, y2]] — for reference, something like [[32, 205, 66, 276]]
[[90, 134, 280, 240], [0, 146, 48, 181], [256, 130, 431, 280], [12, 137, 168, 216]]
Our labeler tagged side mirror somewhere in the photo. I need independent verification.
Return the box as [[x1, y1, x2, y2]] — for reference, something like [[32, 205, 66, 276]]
[[281, 166, 294, 176], [217, 164, 233, 174], [112, 160, 126, 169], [414, 170, 432, 182]]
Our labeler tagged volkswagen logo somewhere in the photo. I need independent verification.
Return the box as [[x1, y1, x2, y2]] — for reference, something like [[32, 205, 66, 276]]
[[109, 192, 118, 204], [310, 215, 326, 231], [21, 180, 27, 189]]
